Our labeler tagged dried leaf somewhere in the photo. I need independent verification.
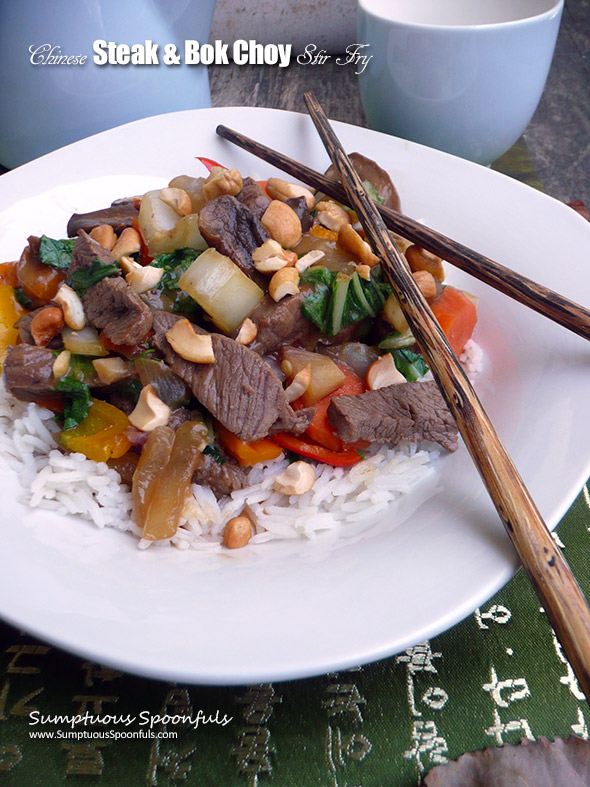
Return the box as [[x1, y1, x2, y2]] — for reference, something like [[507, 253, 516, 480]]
[[423, 736, 590, 787]]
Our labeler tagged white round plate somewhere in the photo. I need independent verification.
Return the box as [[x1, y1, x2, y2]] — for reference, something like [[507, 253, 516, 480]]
[[1, 107, 589, 684]]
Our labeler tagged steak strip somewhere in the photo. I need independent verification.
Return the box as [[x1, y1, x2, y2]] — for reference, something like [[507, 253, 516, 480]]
[[235, 177, 271, 220], [198, 195, 269, 286], [152, 311, 314, 443], [248, 287, 319, 355], [82, 276, 153, 347], [3, 344, 56, 400], [328, 381, 458, 452], [67, 230, 119, 278]]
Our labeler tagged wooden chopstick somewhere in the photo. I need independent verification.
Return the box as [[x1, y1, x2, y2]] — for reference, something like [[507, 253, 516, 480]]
[[216, 123, 590, 341], [302, 91, 590, 701]]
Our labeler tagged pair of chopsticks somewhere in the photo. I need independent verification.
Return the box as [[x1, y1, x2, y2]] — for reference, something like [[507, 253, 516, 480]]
[[217, 123, 590, 340], [217, 93, 590, 702]]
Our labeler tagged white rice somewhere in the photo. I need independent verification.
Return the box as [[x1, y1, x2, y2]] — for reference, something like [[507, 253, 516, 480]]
[[460, 338, 484, 377], [0, 341, 483, 551]]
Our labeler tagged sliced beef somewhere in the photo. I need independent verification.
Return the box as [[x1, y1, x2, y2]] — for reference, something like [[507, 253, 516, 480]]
[[15, 309, 40, 345], [192, 451, 248, 497], [285, 195, 313, 232], [3, 344, 56, 400], [327, 381, 458, 452], [66, 203, 138, 238], [152, 311, 314, 442], [82, 277, 152, 346], [248, 287, 319, 355], [68, 230, 118, 278], [235, 177, 271, 220], [198, 196, 269, 285]]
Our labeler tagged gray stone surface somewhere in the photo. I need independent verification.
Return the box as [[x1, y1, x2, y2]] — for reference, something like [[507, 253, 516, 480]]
[[524, 0, 590, 206]]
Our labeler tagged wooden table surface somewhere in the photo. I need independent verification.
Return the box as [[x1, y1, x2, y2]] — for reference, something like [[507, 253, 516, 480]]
[[210, 0, 590, 209]]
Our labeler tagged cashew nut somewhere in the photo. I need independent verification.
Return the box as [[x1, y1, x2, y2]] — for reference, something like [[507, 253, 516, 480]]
[[392, 231, 413, 256], [268, 267, 300, 301], [284, 364, 311, 403], [254, 255, 290, 274], [252, 239, 286, 262], [129, 384, 171, 431], [165, 319, 215, 363], [252, 239, 297, 273], [202, 168, 243, 201], [235, 318, 258, 346], [223, 515, 253, 549], [53, 283, 85, 330], [366, 353, 406, 390], [119, 255, 142, 275], [52, 350, 71, 380], [111, 227, 141, 260], [295, 249, 325, 274], [412, 270, 437, 300], [89, 224, 116, 251], [405, 245, 445, 282], [274, 461, 316, 495], [125, 265, 164, 294], [316, 201, 352, 233], [92, 356, 133, 385], [338, 223, 379, 266], [158, 187, 192, 217], [30, 306, 64, 347], [261, 201, 302, 249], [356, 264, 372, 281], [266, 178, 315, 210]]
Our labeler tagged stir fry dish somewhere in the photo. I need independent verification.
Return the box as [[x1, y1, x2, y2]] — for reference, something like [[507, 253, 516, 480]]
[[0, 155, 478, 548]]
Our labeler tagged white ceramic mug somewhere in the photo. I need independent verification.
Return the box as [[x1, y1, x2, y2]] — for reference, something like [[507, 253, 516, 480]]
[[357, 0, 563, 165], [0, 0, 217, 168]]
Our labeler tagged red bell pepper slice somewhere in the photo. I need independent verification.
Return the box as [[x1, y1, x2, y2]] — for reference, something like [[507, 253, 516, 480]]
[[131, 218, 153, 266], [100, 331, 153, 358], [195, 156, 226, 173], [269, 432, 362, 467]]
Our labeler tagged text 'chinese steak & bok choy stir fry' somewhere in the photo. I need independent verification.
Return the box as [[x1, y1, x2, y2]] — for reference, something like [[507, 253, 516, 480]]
[[0, 155, 481, 551]]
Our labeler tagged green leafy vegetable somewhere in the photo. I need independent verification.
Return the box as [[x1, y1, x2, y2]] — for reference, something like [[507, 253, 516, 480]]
[[56, 377, 91, 430], [153, 248, 203, 316], [301, 266, 390, 336], [300, 267, 335, 330], [66, 258, 120, 297], [362, 180, 385, 205], [327, 273, 352, 335], [379, 329, 416, 350], [68, 355, 96, 384], [14, 286, 34, 309], [153, 248, 201, 291], [39, 236, 76, 270], [388, 348, 429, 382]]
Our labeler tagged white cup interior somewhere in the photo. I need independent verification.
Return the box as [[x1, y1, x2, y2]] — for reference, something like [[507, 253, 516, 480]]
[[359, 0, 561, 27]]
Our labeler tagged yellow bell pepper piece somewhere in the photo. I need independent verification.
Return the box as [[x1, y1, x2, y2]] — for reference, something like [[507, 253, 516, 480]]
[[61, 399, 133, 463], [309, 225, 339, 242], [0, 284, 25, 369]]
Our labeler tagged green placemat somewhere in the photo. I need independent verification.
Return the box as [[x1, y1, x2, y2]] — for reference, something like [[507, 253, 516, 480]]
[[1, 139, 588, 786]]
